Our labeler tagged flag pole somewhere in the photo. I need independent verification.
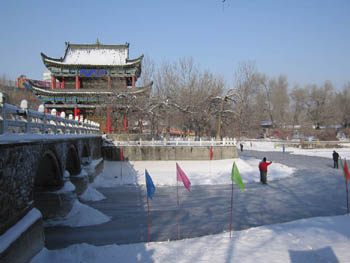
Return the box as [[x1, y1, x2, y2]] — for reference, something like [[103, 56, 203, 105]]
[[230, 178, 234, 238], [177, 179, 181, 240], [210, 147, 212, 177], [346, 180, 349, 215], [120, 148, 123, 183], [147, 196, 151, 243]]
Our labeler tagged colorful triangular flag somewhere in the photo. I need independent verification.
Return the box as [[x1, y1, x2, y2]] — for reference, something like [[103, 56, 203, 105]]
[[145, 169, 155, 199], [344, 159, 350, 182], [231, 162, 245, 192], [176, 163, 191, 191]]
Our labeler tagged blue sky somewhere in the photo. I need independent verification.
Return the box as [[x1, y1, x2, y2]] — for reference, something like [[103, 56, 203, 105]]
[[0, 0, 349, 89]]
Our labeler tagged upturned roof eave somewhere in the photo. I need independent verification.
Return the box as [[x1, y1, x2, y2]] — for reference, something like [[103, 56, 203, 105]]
[[42, 54, 143, 69], [28, 80, 153, 96]]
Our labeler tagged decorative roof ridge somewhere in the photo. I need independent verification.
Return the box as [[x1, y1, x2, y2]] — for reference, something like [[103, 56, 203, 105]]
[[66, 42, 130, 49]]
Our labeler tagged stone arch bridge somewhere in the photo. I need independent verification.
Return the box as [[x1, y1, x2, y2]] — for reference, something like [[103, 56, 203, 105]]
[[0, 94, 104, 262], [0, 134, 103, 263]]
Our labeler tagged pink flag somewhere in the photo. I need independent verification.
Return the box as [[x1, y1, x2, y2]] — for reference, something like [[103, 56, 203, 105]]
[[176, 163, 191, 191], [344, 159, 350, 182]]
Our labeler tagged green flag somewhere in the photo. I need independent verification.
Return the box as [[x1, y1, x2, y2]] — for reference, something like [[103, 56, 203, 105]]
[[231, 162, 245, 192]]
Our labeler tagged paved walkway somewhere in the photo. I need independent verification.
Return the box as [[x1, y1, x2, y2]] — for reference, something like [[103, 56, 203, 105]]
[[45, 151, 348, 249]]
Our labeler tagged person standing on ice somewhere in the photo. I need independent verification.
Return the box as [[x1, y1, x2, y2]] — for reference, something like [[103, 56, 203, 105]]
[[259, 157, 272, 184], [333, 150, 339, 169]]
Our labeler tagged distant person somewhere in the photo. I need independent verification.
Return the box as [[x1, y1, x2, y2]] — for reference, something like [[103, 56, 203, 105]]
[[333, 150, 339, 169], [259, 157, 272, 184], [240, 143, 243, 152]]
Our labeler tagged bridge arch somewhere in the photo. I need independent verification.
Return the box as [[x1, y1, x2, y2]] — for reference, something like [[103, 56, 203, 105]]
[[34, 149, 62, 190], [66, 144, 81, 176], [81, 143, 91, 164]]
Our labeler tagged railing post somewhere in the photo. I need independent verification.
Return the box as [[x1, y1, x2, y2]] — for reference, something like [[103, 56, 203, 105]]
[[50, 109, 58, 134], [75, 116, 79, 134], [20, 100, 29, 133], [68, 114, 73, 134], [0, 92, 7, 134], [60, 111, 66, 134]]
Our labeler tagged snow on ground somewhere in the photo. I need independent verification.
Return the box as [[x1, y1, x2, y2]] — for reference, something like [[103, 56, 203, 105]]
[[27, 142, 350, 262], [95, 157, 295, 188], [31, 214, 350, 263], [80, 185, 106, 202], [243, 140, 350, 159], [290, 148, 350, 160], [44, 200, 110, 227]]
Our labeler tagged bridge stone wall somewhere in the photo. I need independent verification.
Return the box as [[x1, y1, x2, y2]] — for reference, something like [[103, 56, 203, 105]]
[[0, 135, 102, 235], [103, 145, 238, 161]]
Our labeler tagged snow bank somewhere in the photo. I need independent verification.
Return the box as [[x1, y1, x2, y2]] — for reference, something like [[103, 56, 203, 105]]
[[44, 201, 110, 227], [0, 208, 41, 253], [80, 186, 106, 202], [97, 158, 295, 187]]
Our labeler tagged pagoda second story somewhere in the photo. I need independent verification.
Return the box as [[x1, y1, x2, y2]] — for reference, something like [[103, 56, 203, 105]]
[[41, 40, 143, 90]]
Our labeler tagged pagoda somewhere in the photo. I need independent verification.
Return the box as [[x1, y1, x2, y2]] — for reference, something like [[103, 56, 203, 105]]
[[26, 40, 152, 133]]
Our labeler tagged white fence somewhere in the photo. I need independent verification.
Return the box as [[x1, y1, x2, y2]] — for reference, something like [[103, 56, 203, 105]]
[[0, 93, 100, 135], [111, 137, 237, 147]]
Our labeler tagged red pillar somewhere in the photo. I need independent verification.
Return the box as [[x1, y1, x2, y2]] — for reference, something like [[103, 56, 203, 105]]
[[75, 75, 80, 89], [51, 74, 56, 89], [107, 107, 111, 134], [123, 115, 128, 131], [74, 107, 80, 118], [62, 77, 65, 89], [108, 75, 111, 89], [124, 77, 127, 89], [59, 80, 62, 89], [132, 75, 135, 89]]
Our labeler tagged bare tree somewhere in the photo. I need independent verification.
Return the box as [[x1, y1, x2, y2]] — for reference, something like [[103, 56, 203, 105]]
[[152, 58, 224, 137], [334, 82, 350, 127], [231, 62, 262, 137], [289, 85, 308, 132], [305, 81, 335, 129]]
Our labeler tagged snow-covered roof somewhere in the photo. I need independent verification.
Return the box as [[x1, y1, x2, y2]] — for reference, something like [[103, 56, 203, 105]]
[[41, 42, 143, 67]]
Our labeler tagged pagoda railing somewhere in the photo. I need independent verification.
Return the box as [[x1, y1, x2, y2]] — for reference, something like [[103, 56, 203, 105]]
[[0, 92, 100, 135]]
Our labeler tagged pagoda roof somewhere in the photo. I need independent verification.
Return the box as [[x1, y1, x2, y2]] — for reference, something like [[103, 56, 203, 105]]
[[41, 41, 143, 68], [28, 79, 153, 97]]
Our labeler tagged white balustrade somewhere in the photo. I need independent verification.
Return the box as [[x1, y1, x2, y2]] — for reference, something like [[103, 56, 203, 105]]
[[113, 138, 237, 147], [0, 93, 100, 135]]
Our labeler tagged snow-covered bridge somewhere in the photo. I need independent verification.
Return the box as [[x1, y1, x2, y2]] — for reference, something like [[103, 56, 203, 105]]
[[0, 95, 103, 263]]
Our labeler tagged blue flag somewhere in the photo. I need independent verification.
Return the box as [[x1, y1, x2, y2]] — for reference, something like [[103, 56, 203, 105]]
[[145, 169, 155, 199]]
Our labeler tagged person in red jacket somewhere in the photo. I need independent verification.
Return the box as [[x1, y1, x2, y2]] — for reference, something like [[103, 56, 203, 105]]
[[259, 157, 272, 184]]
